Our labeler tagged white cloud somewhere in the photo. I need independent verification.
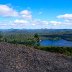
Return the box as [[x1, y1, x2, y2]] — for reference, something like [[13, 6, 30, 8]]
[[8, 20, 30, 29], [50, 21, 61, 25], [56, 14, 72, 27], [31, 20, 49, 26], [57, 14, 72, 19], [0, 4, 72, 29], [0, 24, 7, 26], [0, 5, 18, 17], [32, 24, 36, 26], [20, 10, 32, 19], [20, 10, 31, 15], [0, 5, 32, 19], [14, 19, 29, 24], [42, 21, 49, 24]]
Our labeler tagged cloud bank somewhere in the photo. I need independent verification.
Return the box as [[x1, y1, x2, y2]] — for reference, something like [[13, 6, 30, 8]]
[[0, 5, 18, 17], [0, 4, 72, 29]]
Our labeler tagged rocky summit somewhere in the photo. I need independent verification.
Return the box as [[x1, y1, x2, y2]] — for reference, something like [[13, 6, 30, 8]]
[[0, 42, 72, 72]]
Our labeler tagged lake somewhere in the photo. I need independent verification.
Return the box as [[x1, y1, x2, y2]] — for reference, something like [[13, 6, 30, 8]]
[[40, 39, 72, 47]]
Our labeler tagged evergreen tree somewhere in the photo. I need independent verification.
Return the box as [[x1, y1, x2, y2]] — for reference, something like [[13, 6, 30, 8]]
[[34, 33, 40, 46], [0, 34, 2, 42]]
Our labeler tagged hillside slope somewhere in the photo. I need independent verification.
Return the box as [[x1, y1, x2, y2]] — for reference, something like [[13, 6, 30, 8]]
[[0, 42, 72, 72]]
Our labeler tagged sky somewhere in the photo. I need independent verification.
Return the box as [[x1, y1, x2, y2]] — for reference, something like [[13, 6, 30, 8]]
[[0, 0, 72, 29]]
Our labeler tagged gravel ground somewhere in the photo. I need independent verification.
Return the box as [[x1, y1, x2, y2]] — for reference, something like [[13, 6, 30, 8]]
[[0, 42, 72, 72]]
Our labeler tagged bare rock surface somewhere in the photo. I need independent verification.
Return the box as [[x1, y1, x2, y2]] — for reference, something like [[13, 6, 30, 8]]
[[0, 42, 72, 72]]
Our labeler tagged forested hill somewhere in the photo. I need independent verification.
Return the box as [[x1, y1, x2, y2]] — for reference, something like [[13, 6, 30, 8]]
[[0, 29, 72, 44], [0, 29, 72, 35]]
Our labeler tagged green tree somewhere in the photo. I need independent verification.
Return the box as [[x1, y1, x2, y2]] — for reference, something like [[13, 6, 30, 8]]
[[0, 34, 3, 42], [34, 33, 40, 46]]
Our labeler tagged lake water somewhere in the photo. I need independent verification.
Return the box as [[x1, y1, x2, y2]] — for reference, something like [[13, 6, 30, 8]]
[[40, 39, 72, 47]]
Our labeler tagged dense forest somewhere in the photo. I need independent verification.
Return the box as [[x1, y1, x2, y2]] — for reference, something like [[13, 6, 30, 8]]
[[0, 29, 72, 43]]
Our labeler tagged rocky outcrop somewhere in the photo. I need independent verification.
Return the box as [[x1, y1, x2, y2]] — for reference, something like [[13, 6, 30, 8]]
[[0, 42, 72, 72]]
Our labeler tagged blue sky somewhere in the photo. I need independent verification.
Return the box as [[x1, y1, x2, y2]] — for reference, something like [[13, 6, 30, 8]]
[[0, 0, 72, 29]]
